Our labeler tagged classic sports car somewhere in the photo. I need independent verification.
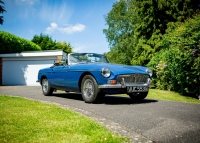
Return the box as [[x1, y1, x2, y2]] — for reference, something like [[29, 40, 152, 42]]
[[37, 53, 152, 103]]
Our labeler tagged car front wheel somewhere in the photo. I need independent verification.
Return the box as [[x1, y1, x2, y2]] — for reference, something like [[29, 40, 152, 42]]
[[128, 92, 148, 101], [81, 75, 100, 103], [42, 78, 54, 96]]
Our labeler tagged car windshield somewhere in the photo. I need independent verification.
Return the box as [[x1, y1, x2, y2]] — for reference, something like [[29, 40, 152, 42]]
[[69, 53, 109, 65]]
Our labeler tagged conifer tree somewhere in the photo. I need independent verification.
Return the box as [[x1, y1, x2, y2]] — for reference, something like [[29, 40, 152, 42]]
[[0, 0, 6, 25]]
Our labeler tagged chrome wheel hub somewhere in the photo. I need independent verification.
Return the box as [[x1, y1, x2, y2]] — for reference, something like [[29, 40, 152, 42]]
[[42, 79, 48, 93], [83, 79, 94, 98]]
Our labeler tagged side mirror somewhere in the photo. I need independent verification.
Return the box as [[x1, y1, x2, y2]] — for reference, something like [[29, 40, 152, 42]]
[[50, 60, 65, 68], [54, 62, 60, 66]]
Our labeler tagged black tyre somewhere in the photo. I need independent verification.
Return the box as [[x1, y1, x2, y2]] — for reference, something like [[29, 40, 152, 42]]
[[128, 92, 148, 101], [42, 78, 54, 96], [81, 75, 100, 103]]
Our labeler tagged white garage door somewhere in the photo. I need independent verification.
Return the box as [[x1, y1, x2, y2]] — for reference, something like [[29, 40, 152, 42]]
[[2, 58, 55, 86]]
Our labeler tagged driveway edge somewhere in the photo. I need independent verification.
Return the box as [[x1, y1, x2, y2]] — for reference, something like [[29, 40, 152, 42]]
[[21, 96, 153, 143]]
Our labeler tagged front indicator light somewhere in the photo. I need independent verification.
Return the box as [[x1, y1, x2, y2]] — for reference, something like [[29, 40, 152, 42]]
[[147, 78, 152, 84], [108, 80, 116, 85]]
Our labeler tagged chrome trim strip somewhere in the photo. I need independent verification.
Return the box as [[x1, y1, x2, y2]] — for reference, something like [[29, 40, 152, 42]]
[[98, 83, 149, 89], [98, 84, 122, 88]]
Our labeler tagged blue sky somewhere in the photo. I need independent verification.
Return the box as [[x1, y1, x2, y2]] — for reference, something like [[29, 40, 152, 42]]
[[1, 0, 117, 54]]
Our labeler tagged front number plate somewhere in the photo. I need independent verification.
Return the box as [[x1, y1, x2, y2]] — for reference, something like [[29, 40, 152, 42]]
[[127, 86, 149, 93]]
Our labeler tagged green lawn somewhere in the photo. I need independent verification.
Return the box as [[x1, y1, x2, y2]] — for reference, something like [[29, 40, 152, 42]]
[[147, 89, 200, 104], [0, 95, 128, 143], [1, 89, 199, 142]]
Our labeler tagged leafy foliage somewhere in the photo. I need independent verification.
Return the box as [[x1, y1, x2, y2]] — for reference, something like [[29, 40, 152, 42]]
[[31, 34, 55, 50], [0, 0, 6, 25], [104, 0, 200, 65], [54, 41, 72, 53], [31, 33, 72, 53], [0, 31, 41, 54], [104, 0, 200, 97], [104, 0, 138, 65], [148, 15, 200, 97], [135, 0, 199, 38]]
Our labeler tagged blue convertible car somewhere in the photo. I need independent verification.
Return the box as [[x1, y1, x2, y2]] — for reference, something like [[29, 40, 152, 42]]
[[37, 53, 152, 103]]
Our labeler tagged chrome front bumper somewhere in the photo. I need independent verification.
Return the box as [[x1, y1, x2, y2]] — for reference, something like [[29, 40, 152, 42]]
[[98, 78, 151, 89], [98, 83, 149, 89]]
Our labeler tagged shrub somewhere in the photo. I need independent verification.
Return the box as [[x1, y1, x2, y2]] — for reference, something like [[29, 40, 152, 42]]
[[148, 15, 200, 97], [0, 31, 41, 54]]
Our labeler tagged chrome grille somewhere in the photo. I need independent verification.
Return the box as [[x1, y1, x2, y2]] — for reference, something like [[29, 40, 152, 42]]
[[117, 74, 149, 84]]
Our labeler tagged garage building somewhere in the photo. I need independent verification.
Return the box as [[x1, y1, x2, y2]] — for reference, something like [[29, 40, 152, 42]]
[[0, 50, 65, 86]]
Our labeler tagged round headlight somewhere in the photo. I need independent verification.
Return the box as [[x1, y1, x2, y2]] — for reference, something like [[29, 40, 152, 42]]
[[101, 67, 111, 78], [146, 68, 153, 77]]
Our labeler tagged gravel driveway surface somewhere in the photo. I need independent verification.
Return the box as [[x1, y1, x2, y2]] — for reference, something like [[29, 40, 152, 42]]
[[0, 86, 200, 143]]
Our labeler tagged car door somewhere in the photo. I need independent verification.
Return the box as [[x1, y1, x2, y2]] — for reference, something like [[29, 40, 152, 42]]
[[51, 65, 68, 88]]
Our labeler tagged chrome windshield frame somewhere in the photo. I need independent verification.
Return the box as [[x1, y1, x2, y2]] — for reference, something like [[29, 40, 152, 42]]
[[68, 53, 109, 65]]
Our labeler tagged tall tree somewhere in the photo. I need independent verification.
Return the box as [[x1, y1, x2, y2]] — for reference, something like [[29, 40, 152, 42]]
[[103, 0, 138, 65], [135, 0, 200, 39], [104, 0, 200, 65], [54, 41, 72, 53], [31, 33, 72, 52], [32, 34, 56, 50], [0, 0, 6, 25]]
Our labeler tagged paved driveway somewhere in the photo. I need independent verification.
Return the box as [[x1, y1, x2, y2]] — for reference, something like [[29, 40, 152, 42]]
[[0, 86, 200, 143]]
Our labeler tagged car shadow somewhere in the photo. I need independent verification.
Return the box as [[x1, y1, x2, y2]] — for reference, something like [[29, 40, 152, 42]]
[[100, 95, 158, 105], [52, 92, 158, 105], [53, 92, 83, 101]]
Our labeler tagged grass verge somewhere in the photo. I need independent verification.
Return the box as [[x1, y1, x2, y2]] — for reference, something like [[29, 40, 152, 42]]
[[147, 89, 200, 104], [0, 95, 128, 143]]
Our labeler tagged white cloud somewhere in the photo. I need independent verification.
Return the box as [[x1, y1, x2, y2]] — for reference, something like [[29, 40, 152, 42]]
[[15, 0, 40, 5], [45, 23, 86, 34], [45, 23, 58, 34], [73, 46, 85, 53], [72, 43, 105, 53], [13, 0, 40, 18], [60, 23, 86, 34], [13, 0, 71, 22], [39, 1, 72, 23], [51, 23, 58, 28]]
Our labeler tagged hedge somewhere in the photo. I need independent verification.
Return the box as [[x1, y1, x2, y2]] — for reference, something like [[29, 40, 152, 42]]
[[148, 15, 200, 97], [0, 31, 41, 54]]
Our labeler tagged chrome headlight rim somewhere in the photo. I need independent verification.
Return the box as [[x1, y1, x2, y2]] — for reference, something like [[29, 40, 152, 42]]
[[146, 68, 153, 77], [101, 67, 111, 78]]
